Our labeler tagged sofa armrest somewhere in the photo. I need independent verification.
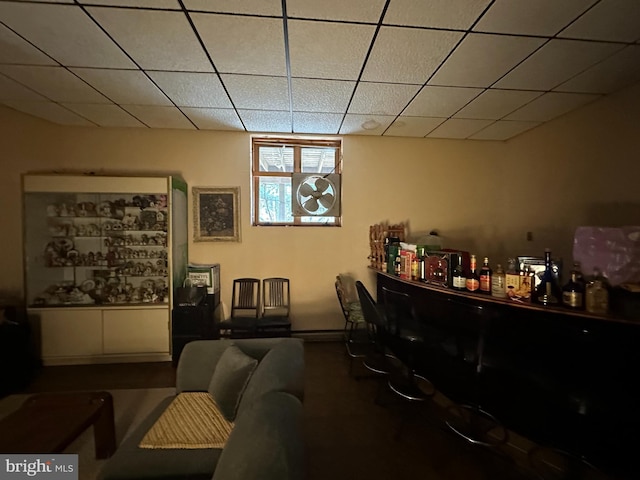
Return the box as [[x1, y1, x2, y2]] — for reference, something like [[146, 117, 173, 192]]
[[176, 339, 234, 392]]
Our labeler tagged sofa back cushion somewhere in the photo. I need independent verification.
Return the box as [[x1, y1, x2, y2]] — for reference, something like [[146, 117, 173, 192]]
[[237, 338, 304, 418], [208, 345, 258, 421], [212, 391, 303, 480]]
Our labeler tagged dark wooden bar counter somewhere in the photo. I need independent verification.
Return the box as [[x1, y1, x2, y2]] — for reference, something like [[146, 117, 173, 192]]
[[376, 271, 640, 479]]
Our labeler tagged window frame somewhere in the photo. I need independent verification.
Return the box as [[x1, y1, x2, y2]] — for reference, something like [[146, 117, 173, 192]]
[[251, 136, 342, 227]]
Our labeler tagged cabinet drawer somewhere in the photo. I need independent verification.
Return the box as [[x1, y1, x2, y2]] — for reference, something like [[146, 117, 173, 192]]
[[103, 308, 169, 354], [39, 309, 103, 357]]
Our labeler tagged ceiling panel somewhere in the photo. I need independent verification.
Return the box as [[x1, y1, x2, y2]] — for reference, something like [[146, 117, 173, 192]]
[[362, 27, 463, 84], [288, 20, 375, 80], [183, 0, 282, 16], [429, 33, 545, 88], [384, 0, 492, 29], [238, 110, 292, 133], [63, 103, 146, 127], [384, 116, 446, 137], [71, 68, 171, 105], [0, 23, 56, 65], [291, 78, 355, 113], [427, 118, 494, 139], [495, 39, 624, 91], [505, 92, 600, 122], [454, 89, 543, 120], [0, 65, 110, 103], [348, 82, 421, 116], [181, 107, 244, 131], [287, 0, 385, 23], [340, 114, 395, 135], [0, 74, 48, 101], [292, 112, 343, 134], [221, 74, 289, 110], [88, 7, 213, 72], [192, 14, 286, 76], [3, 100, 95, 126], [468, 120, 541, 140], [0, 2, 135, 68], [558, 0, 640, 42], [147, 71, 232, 108], [554, 45, 640, 94], [121, 105, 195, 129], [403, 86, 483, 117]]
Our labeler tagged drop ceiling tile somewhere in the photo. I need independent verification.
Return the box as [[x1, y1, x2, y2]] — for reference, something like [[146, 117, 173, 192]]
[[192, 14, 285, 76], [385, 0, 491, 29], [0, 3, 136, 68], [287, 0, 386, 22], [505, 92, 600, 122], [427, 118, 494, 139], [554, 45, 640, 94], [454, 89, 543, 119], [146, 71, 232, 108], [62, 103, 146, 127], [559, 0, 640, 42], [288, 20, 375, 80], [495, 39, 623, 91], [0, 74, 49, 101], [88, 7, 213, 72], [403, 86, 483, 117], [291, 78, 355, 113], [79, 1, 179, 7], [238, 110, 292, 133], [184, 0, 281, 16], [0, 65, 110, 103], [181, 107, 244, 130], [0, 24, 56, 66], [293, 112, 343, 134], [220, 75, 289, 110], [2, 101, 95, 126], [429, 34, 545, 88], [348, 82, 421, 116], [339, 114, 395, 135], [468, 120, 541, 140], [474, 0, 597, 36], [121, 105, 195, 129], [362, 27, 463, 84], [71, 68, 171, 105], [384, 116, 446, 137]]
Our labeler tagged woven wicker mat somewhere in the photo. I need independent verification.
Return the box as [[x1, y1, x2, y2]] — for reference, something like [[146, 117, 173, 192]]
[[139, 392, 233, 449]]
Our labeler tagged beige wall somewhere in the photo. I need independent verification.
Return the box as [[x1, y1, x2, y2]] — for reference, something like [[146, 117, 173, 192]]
[[2, 82, 639, 331]]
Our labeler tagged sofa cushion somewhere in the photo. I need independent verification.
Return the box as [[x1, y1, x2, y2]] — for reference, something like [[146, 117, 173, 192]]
[[208, 345, 258, 421]]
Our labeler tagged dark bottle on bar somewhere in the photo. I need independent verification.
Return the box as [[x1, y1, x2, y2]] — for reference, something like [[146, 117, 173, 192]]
[[479, 257, 492, 294], [466, 254, 480, 292], [562, 262, 585, 309], [452, 256, 466, 290], [535, 248, 561, 305]]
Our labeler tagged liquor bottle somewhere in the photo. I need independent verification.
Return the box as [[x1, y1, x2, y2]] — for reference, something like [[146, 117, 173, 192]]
[[452, 255, 466, 290], [394, 253, 402, 276], [411, 255, 419, 281], [479, 257, 492, 294], [466, 254, 480, 292], [505, 258, 519, 299], [433, 260, 445, 284], [585, 268, 609, 314], [535, 248, 561, 305], [562, 262, 585, 309], [491, 263, 507, 298]]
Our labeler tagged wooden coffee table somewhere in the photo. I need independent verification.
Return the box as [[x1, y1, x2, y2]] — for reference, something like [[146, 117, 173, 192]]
[[0, 391, 116, 459]]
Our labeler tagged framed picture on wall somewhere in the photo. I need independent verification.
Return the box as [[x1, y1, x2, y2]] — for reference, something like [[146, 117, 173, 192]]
[[193, 187, 240, 242]]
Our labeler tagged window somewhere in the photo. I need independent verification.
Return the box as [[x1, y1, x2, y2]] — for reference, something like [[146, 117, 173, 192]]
[[252, 137, 342, 226]]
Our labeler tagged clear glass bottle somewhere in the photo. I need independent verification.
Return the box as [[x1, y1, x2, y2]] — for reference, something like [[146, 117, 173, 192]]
[[411, 255, 419, 281], [452, 255, 466, 290], [491, 263, 507, 298], [466, 254, 480, 292], [585, 268, 609, 314], [535, 248, 561, 305], [562, 262, 585, 309], [479, 257, 492, 294]]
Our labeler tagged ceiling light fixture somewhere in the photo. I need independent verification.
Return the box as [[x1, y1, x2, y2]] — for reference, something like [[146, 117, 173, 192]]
[[361, 119, 381, 130]]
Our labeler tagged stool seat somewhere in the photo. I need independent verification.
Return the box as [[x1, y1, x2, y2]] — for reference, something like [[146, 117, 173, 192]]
[[363, 352, 400, 376], [388, 371, 435, 402]]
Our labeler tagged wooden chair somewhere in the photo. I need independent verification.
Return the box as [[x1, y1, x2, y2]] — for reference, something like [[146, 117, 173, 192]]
[[257, 277, 292, 337], [218, 278, 261, 338]]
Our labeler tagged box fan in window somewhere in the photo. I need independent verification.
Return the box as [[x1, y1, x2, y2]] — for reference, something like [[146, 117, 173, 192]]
[[292, 173, 341, 217]]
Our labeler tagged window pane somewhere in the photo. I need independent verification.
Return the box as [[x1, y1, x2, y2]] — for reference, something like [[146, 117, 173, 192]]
[[301, 147, 336, 173], [258, 177, 293, 223], [258, 146, 294, 172], [301, 216, 335, 224]]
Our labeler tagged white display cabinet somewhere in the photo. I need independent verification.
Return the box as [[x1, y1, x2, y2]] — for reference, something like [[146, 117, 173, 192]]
[[23, 174, 188, 365]]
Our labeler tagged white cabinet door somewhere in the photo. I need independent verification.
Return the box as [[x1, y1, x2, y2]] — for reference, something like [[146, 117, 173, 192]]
[[102, 308, 169, 354], [39, 309, 103, 358]]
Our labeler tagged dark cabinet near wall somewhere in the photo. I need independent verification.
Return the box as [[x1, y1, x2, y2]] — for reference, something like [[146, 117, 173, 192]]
[[171, 295, 220, 366], [376, 271, 640, 480]]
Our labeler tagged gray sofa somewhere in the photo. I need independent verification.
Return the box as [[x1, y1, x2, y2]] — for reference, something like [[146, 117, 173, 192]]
[[98, 338, 305, 480]]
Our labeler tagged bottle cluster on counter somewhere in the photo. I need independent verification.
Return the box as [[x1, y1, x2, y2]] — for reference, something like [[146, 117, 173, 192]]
[[386, 241, 610, 314]]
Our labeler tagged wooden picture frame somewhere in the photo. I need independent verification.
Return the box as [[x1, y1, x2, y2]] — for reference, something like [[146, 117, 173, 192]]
[[193, 187, 240, 242]]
